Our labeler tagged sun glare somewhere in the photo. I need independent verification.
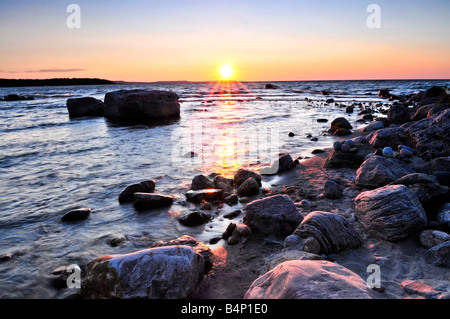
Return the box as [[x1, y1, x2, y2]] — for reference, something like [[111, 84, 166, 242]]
[[219, 64, 234, 80]]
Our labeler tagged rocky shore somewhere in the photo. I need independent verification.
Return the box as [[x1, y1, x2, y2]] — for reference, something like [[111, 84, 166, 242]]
[[53, 86, 449, 299]]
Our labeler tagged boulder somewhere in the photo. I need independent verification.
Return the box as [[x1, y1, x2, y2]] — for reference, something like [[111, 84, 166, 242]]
[[355, 156, 415, 188], [324, 148, 367, 169], [378, 89, 390, 98], [293, 211, 363, 255], [190, 174, 214, 191], [152, 235, 212, 266], [118, 180, 156, 203], [368, 127, 414, 149], [103, 89, 180, 122], [61, 208, 91, 222], [411, 104, 433, 121], [66, 97, 105, 118], [265, 84, 278, 89], [406, 109, 450, 161], [244, 194, 303, 237], [244, 260, 374, 299], [237, 177, 260, 197], [266, 250, 324, 271], [427, 104, 449, 118], [133, 193, 173, 210], [233, 169, 262, 186], [185, 189, 224, 203], [323, 180, 343, 199], [362, 121, 384, 133], [82, 245, 205, 299], [387, 104, 410, 124], [354, 184, 427, 241]]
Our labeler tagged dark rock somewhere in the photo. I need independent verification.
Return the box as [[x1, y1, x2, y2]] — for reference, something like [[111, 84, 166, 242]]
[[223, 210, 241, 219], [406, 109, 450, 161], [107, 235, 127, 247], [311, 149, 325, 155], [133, 193, 173, 210], [261, 153, 295, 175], [0, 253, 13, 263], [425, 86, 446, 98], [213, 175, 234, 191], [354, 184, 427, 241], [222, 222, 237, 239], [368, 126, 414, 149], [61, 208, 91, 222], [419, 230, 450, 249], [333, 141, 342, 151], [326, 98, 334, 104], [324, 143, 373, 169], [378, 89, 390, 98], [209, 237, 222, 245], [317, 118, 328, 123], [233, 169, 262, 186], [362, 114, 374, 121], [103, 89, 180, 122], [288, 132, 295, 137], [190, 174, 214, 191], [244, 194, 303, 236], [185, 189, 224, 203], [294, 211, 363, 255], [323, 180, 343, 199], [382, 147, 393, 158], [329, 117, 352, 134], [427, 104, 449, 118], [66, 97, 104, 118], [178, 211, 211, 226], [118, 180, 156, 203], [345, 105, 354, 113], [355, 156, 415, 188], [425, 241, 450, 267], [437, 203, 450, 231], [224, 194, 238, 206], [237, 177, 260, 197], [265, 84, 278, 89], [421, 157, 450, 174], [412, 104, 432, 121], [333, 128, 352, 136], [152, 235, 212, 266], [362, 121, 384, 133]]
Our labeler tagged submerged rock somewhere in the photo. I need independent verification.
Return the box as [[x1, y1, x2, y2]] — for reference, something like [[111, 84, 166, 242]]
[[82, 245, 205, 299], [294, 211, 363, 255], [244, 260, 374, 299], [244, 194, 303, 237], [61, 208, 91, 222], [354, 184, 427, 241], [178, 211, 211, 227]]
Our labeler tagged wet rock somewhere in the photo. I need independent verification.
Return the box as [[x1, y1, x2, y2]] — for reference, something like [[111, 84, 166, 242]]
[[326, 98, 334, 104], [333, 128, 352, 136], [333, 141, 342, 151], [224, 194, 238, 206], [355, 156, 415, 188], [237, 177, 260, 197], [222, 222, 236, 240], [107, 235, 127, 247], [118, 180, 156, 203], [223, 209, 241, 219], [133, 193, 173, 210], [400, 148, 413, 157], [61, 208, 91, 222], [265, 84, 278, 89], [266, 250, 324, 271], [213, 175, 234, 191], [424, 241, 450, 268], [329, 117, 352, 135], [244, 194, 302, 237], [0, 253, 13, 263], [378, 89, 390, 98], [82, 245, 205, 299], [233, 169, 262, 187], [244, 260, 374, 299], [362, 121, 384, 133], [437, 203, 450, 230], [421, 157, 450, 175], [412, 104, 433, 121], [419, 230, 450, 249], [406, 109, 450, 161], [261, 153, 295, 175], [103, 89, 180, 122], [190, 174, 214, 191], [288, 132, 295, 137], [185, 189, 224, 203], [324, 144, 369, 169], [178, 211, 211, 226], [317, 118, 328, 123], [401, 279, 448, 299], [152, 235, 212, 266], [354, 184, 427, 241], [294, 211, 363, 255], [66, 97, 105, 118], [345, 105, 354, 113], [323, 180, 343, 199], [427, 104, 449, 118]]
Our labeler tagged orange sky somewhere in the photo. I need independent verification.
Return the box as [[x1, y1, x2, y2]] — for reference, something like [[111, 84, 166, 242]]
[[1, 1, 449, 82]]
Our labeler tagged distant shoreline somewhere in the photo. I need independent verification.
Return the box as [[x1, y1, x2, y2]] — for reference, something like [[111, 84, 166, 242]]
[[0, 78, 116, 88]]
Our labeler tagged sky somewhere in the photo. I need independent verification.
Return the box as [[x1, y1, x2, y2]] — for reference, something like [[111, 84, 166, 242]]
[[0, 0, 449, 82]]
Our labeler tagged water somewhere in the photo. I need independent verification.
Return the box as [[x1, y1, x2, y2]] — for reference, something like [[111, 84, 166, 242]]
[[0, 79, 448, 298]]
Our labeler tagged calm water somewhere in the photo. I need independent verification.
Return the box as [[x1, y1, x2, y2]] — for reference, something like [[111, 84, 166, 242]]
[[0, 79, 448, 298]]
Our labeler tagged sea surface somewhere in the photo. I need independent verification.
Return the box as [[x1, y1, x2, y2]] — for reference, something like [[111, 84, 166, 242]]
[[0, 79, 448, 298]]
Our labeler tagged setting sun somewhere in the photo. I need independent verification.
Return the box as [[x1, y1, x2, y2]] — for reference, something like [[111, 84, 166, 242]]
[[219, 64, 234, 80]]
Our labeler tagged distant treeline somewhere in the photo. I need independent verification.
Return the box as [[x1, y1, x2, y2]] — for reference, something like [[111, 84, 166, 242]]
[[0, 78, 116, 87]]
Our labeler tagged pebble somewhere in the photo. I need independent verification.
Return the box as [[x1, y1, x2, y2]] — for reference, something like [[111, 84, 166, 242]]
[[333, 141, 342, 151], [382, 147, 393, 158]]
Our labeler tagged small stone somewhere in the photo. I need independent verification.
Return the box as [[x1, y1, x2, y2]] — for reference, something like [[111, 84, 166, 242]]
[[333, 141, 342, 151], [288, 132, 295, 137], [311, 149, 325, 154], [224, 194, 238, 206], [178, 211, 211, 226], [235, 223, 252, 236], [323, 180, 343, 199], [133, 193, 174, 210], [400, 148, 413, 157], [222, 222, 236, 239], [382, 147, 393, 158], [223, 210, 241, 219], [209, 237, 222, 245]]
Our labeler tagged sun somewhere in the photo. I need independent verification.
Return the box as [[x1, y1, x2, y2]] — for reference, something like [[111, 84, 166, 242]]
[[219, 64, 234, 80]]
